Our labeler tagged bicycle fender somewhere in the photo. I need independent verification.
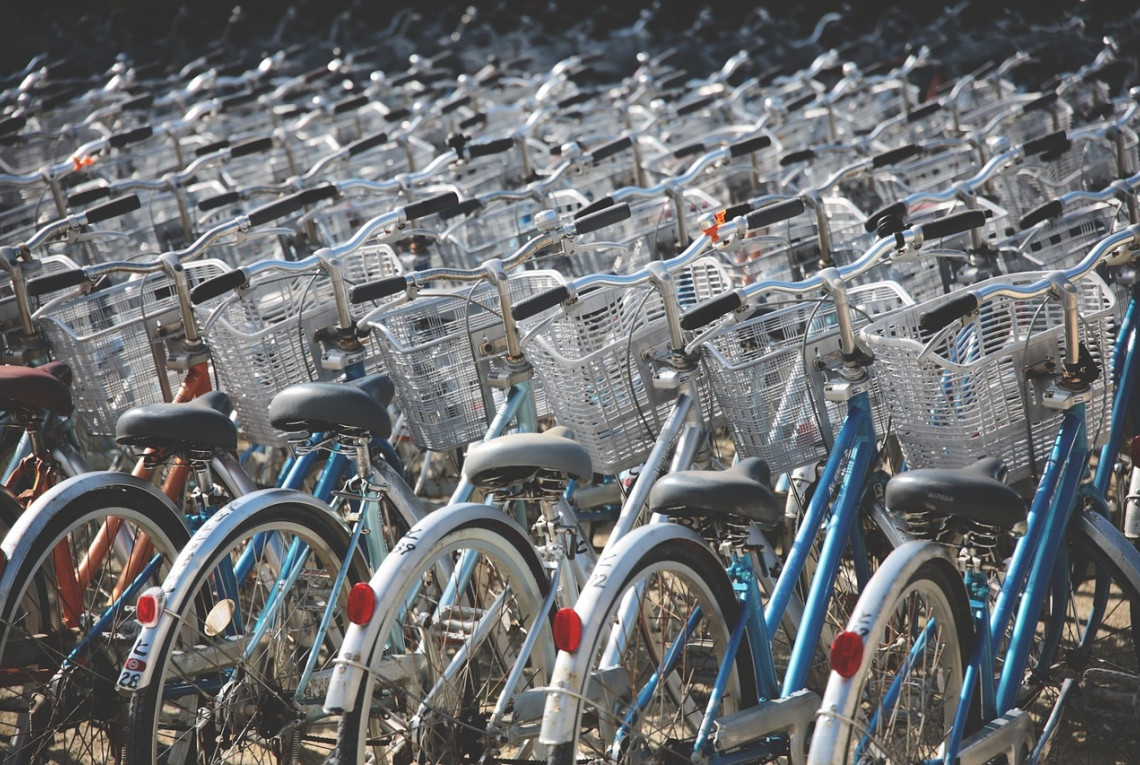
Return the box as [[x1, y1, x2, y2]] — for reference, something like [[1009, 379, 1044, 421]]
[[0, 473, 180, 609], [538, 523, 715, 748], [324, 502, 532, 713], [118, 488, 340, 692], [808, 540, 958, 763]]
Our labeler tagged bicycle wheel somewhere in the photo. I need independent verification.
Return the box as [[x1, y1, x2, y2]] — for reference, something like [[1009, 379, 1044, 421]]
[[0, 475, 190, 764], [811, 545, 973, 764], [125, 498, 371, 764], [547, 533, 755, 765], [334, 508, 552, 764], [1021, 506, 1140, 763]]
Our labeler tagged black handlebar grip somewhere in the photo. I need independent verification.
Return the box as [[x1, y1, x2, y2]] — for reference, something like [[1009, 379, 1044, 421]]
[[872, 144, 922, 168], [84, 194, 141, 224], [333, 94, 369, 114], [1022, 130, 1068, 157], [918, 209, 987, 240], [557, 92, 593, 110], [345, 131, 388, 157], [459, 112, 487, 130], [198, 191, 241, 212], [467, 137, 514, 159], [246, 185, 335, 227], [785, 93, 816, 113], [194, 139, 231, 157], [673, 142, 705, 160], [658, 71, 689, 91], [67, 185, 111, 207], [439, 198, 484, 221], [1022, 91, 1059, 114], [303, 65, 335, 83], [780, 148, 816, 166], [441, 95, 471, 115], [0, 115, 26, 136], [907, 101, 943, 122], [350, 276, 409, 304], [568, 65, 595, 84], [590, 136, 633, 164], [1019, 200, 1063, 229], [230, 136, 273, 157], [384, 107, 412, 122], [745, 198, 806, 229], [680, 290, 744, 331], [573, 196, 615, 220], [574, 202, 632, 235], [918, 292, 979, 333], [27, 268, 89, 297], [108, 125, 154, 148], [865, 201, 908, 233], [728, 134, 772, 158], [677, 95, 716, 117], [190, 269, 249, 304], [511, 285, 572, 321], [120, 93, 154, 112], [721, 202, 753, 220], [404, 192, 460, 221], [219, 91, 260, 112]]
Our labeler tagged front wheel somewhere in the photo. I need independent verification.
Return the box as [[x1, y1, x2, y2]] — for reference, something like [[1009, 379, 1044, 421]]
[[809, 542, 973, 765]]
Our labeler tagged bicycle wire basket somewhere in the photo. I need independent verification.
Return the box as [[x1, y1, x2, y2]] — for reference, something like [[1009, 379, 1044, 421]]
[[198, 245, 403, 447], [861, 270, 1116, 483], [36, 259, 229, 441], [365, 270, 565, 452], [700, 281, 913, 476], [524, 257, 733, 475]]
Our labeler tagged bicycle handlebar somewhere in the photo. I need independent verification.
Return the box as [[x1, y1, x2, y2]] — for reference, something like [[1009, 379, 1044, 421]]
[[245, 184, 338, 226]]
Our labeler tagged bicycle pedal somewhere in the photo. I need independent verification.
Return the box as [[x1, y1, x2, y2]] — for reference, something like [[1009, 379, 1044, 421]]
[[1082, 668, 1140, 721]]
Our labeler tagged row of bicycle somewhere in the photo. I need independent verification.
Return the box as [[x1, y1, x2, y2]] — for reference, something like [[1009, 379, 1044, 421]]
[[0, 12, 1139, 765]]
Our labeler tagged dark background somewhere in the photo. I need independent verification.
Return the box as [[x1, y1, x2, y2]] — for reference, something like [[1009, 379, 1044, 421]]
[[2, 1, 1135, 94]]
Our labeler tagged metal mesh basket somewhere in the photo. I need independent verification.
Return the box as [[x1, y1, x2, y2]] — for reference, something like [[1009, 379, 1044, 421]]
[[700, 281, 913, 475], [524, 258, 732, 474], [1012, 202, 1123, 271], [872, 144, 981, 204], [438, 189, 590, 269], [36, 259, 229, 439], [367, 270, 564, 452], [199, 246, 403, 447], [861, 271, 1116, 483], [722, 197, 870, 287]]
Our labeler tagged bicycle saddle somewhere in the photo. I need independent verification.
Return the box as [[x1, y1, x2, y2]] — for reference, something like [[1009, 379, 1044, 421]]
[[886, 457, 1026, 528], [463, 426, 593, 489], [648, 458, 782, 526], [0, 363, 73, 415], [267, 374, 393, 439], [116, 391, 237, 452]]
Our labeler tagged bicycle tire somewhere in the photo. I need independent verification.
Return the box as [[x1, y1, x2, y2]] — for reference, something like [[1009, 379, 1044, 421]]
[[545, 531, 755, 765], [0, 475, 191, 764], [334, 507, 552, 764], [124, 499, 371, 764], [809, 543, 973, 765]]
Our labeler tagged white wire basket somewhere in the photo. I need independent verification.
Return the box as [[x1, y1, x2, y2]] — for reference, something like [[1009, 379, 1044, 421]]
[[1011, 202, 1123, 271], [871, 144, 981, 204], [700, 281, 913, 476], [198, 245, 403, 447], [36, 259, 229, 439], [861, 271, 1116, 483], [366, 270, 564, 452], [524, 258, 732, 475]]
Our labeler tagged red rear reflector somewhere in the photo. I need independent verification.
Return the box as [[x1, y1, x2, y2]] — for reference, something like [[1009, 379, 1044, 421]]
[[347, 582, 376, 625], [830, 631, 864, 678], [136, 587, 164, 628], [553, 608, 582, 652]]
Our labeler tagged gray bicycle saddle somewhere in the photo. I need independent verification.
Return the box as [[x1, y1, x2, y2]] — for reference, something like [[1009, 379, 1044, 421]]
[[886, 457, 1026, 528], [648, 457, 781, 526], [463, 426, 593, 489]]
